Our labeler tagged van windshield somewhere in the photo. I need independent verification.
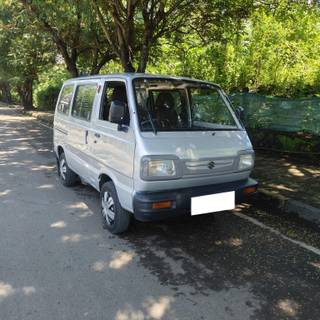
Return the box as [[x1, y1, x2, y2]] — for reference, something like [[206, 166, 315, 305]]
[[133, 78, 239, 132]]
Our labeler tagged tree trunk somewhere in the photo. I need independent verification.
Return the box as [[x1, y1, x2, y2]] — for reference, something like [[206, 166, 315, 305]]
[[138, 44, 149, 73], [66, 63, 79, 78], [56, 42, 79, 77], [90, 51, 117, 75], [0, 81, 12, 103], [121, 55, 136, 73], [18, 79, 34, 110], [118, 40, 135, 72]]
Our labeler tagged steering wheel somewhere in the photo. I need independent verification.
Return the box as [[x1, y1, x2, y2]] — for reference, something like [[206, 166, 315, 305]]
[[140, 119, 158, 129]]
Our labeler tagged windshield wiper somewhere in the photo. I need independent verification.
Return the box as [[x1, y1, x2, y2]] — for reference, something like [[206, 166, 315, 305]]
[[191, 125, 239, 131], [141, 95, 157, 135]]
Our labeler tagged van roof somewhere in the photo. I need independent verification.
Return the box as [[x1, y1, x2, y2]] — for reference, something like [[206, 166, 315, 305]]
[[63, 73, 219, 87]]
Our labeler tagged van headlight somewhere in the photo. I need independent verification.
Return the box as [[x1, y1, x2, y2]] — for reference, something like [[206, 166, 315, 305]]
[[141, 157, 181, 180], [239, 153, 254, 170], [148, 160, 176, 176]]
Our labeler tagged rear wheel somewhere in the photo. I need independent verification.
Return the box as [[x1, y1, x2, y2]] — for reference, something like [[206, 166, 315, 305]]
[[58, 152, 78, 187], [100, 181, 131, 234]]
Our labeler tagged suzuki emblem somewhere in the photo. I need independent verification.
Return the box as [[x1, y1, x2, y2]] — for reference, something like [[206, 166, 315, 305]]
[[208, 161, 215, 169]]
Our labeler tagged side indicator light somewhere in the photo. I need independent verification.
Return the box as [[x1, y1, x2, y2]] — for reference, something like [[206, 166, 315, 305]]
[[243, 186, 257, 194], [152, 201, 173, 210]]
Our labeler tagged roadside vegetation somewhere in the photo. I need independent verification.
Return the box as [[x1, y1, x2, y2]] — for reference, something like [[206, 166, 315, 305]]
[[0, 0, 320, 111]]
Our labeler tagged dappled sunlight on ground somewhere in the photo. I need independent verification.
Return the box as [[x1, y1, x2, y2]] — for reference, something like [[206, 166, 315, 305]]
[[277, 298, 300, 317], [21, 286, 36, 296], [304, 167, 320, 176], [143, 296, 173, 319], [1, 106, 320, 319], [37, 184, 55, 190], [66, 202, 89, 210], [50, 220, 67, 228], [233, 203, 252, 212], [0, 189, 11, 197], [267, 183, 295, 192], [115, 296, 173, 320], [31, 165, 55, 172], [65, 201, 95, 218], [0, 282, 15, 301], [115, 305, 145, 320], [309, 261, 320, 271], [214, 237, 243, 247], [253, 152, 320, 207], [61, 233, 82, 243], [288, 166, 305, 177], [0, 282, 36, 302], [61, 233, 100, 243], [109, 251, 135, 269], [227, 237, 243, 247], [90, 252, 136, 272], [91, 261, 109, 272]]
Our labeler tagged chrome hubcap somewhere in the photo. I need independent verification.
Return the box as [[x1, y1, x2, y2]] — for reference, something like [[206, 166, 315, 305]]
[[60, 158, 67, 180], [102, 191, 115, 225]]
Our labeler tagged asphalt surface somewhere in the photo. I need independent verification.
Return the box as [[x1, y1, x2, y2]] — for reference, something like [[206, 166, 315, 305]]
[[0, 106, 320, 320]]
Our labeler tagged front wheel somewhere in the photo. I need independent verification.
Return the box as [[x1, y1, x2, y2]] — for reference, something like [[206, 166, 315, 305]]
[[100, 181, 131, 234], [58, 152, 78, 187]]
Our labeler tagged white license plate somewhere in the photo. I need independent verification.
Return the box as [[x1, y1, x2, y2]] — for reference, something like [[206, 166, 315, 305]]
[[191, 191, 235, 216]]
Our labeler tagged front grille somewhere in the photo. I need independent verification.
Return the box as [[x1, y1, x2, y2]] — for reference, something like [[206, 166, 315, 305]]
[[183, 156, 237, 177]]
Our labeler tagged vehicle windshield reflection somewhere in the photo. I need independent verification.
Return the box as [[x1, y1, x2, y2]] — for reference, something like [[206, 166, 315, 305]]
[[134, 78, 239, 132]]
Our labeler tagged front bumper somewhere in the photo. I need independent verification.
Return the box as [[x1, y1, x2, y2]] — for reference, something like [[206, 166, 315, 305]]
[[133, 178, 258, 221]]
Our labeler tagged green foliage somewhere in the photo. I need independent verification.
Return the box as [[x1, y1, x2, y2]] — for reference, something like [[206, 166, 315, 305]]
[[34, 66, 69, 110], [276, 133, 318, 153], [148, 1, 320, 97], [36, 86, 60, 111], [0, 0, 56, 108], [1, 0, 320, 112]]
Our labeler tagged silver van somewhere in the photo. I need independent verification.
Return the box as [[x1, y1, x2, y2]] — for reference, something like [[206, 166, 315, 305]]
[[53, 74, 257, 234]]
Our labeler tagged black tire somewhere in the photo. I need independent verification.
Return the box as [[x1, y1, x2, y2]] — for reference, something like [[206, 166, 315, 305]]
[[58, 152, 78, 187], [100, 181, 131, 234]]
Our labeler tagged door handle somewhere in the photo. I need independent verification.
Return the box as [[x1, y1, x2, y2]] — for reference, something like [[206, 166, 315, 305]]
[[85, 130, 89, 144], [94, 133, 101, 138]]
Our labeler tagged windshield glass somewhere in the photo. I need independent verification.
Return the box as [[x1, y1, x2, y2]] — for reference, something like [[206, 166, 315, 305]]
[[134, 78, 238, 132]]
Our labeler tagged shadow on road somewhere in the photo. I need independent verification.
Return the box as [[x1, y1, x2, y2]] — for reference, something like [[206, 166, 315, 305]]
[[1, 106, 320, 320]]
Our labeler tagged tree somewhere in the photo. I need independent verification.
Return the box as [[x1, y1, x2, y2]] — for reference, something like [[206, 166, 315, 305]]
[[0, 1, 55, 109], [0, 80, 12, 103], [18, 0, 116, 77], [91, 0, 194, 72]]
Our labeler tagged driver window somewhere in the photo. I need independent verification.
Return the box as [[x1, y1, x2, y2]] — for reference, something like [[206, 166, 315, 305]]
[[99, 81, 130, 125]]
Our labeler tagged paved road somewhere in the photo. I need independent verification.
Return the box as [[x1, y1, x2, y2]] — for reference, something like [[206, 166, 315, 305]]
[[0, 106, 320, 320]]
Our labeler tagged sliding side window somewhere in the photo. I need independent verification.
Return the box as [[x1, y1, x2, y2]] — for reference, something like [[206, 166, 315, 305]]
[[72, 83, 97, 121]]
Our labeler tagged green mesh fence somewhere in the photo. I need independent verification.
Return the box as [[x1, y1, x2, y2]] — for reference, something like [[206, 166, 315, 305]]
[[230, 93, 320, 136]]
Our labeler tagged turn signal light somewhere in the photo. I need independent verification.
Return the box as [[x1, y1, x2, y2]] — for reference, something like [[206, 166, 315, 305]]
[[243, 186, 257, 194], [152, 201, 173, 210]]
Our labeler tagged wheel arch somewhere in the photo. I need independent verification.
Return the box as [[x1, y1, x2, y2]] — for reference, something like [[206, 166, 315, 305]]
[[57, 145, 64, 157], [98, 172, 133, 213], [99, 173, 113, 191]]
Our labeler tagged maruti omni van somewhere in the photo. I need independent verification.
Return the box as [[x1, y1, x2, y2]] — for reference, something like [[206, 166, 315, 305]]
[[54, 74, 257, 234]]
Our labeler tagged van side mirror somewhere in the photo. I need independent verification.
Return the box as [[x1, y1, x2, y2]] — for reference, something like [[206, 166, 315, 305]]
[[235, 106, 245, 122], [109, 100, 126, 124]]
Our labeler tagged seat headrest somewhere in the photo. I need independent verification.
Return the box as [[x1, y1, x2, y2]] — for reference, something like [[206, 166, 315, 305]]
[[155, 91, 175, 111]]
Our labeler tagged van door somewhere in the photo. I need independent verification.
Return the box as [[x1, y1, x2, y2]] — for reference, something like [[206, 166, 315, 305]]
[[54, 83, 74, 155], [88, 80, 135, 197], [67, 81, 99, 181]]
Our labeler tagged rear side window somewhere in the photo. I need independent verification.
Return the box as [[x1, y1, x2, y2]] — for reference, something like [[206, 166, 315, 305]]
[[57, 85, 73, 115], [72, 83, 97, 121]]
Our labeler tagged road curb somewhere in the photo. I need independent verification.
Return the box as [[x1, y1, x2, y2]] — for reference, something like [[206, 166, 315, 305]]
[[258, 188, 320, 226], [6, 103, 320, 227], [24, 111, 54, 127]]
